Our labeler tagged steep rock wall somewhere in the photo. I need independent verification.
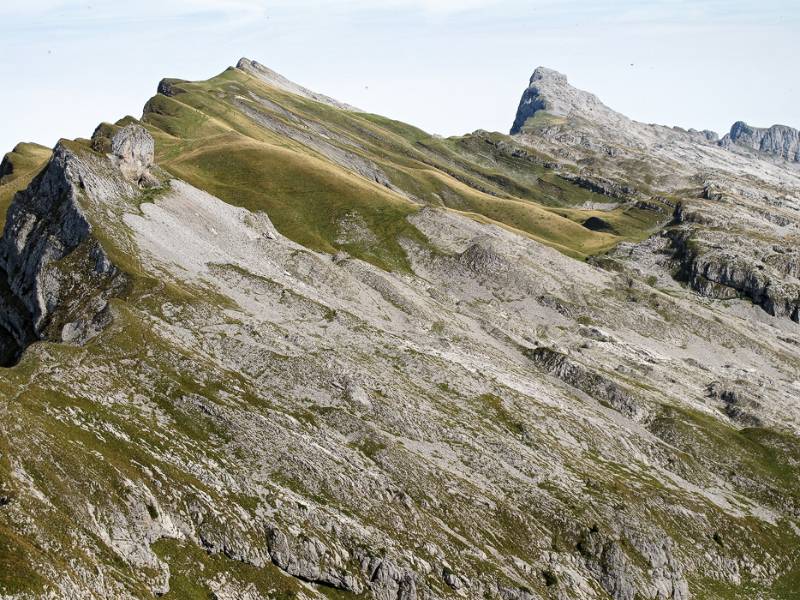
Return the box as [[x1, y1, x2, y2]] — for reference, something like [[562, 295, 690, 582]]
[[0, 125, 154, 365]]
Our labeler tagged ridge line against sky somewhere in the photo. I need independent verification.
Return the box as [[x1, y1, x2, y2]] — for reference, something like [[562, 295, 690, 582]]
[[0, 0, 798, 153]]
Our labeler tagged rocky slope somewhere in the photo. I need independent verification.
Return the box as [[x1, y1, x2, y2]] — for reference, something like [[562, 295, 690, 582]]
[[510, 67, 800, 326], [0, 59, 798, 600]]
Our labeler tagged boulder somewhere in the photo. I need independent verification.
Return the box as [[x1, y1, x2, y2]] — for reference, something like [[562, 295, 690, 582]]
[[111, 124, 157, 185]]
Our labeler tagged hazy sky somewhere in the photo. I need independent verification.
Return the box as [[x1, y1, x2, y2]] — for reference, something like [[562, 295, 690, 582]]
[[1, 0, 798, 154]]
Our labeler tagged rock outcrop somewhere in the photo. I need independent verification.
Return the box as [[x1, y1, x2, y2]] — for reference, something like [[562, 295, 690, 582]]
[[509, 66, 635, 145], [577, 530, 637, 600], [525, 346, 642, 419], [577, 528, 690, 600], [265, 525, 364, 593], [156, 78, 187, 97], [667, 224, 800, 324], [720, 121, 800, 163], [359, 555, 419, 600], [110, 124, 158, 186], [560, 173, 637, 200], [510, 67, 604, 134], [0, 127, 157, 365]]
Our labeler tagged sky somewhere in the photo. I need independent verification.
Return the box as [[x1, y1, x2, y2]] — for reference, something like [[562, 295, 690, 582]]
[[0, 0, 798, 154]]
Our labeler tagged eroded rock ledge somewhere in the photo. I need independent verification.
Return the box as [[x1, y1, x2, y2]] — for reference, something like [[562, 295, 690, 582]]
[[667, 204, 800, 323], [525, 346, 643, 419]]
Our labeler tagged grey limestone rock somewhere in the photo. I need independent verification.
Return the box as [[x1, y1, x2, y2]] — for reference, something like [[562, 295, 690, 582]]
[[0, 143, 128, 365], [577, 531, 637, 600], [111, 124, 157, 185], [237, 57, 361, 112], [358, 552, 418, 600], [525, 346, 642, 419], [266, 525, 364, 593], [721, 121, 800, 163], [510, 67, 574, 134], [667, 227, 800, 323]]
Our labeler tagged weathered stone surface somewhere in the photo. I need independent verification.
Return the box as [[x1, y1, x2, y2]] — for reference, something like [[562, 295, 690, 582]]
[[266, 525, 364, 593], [578, 532, 636, 600], [525, 346, 642, 419], [0, 144, 128, 365], [667, 225, 800, 323], [111, 124, 157, 185], [560, 173, 637, 200], [510, 67, 579, 134], [237, 57, 360, 112], [358, 552, 418, 600], [721, 121, 800, 162]]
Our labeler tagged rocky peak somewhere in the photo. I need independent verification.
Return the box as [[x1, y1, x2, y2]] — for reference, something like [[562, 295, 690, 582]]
[[156, 78, 188, 97], [110, 124, 156, 185], [510, 66, 608, 135], [720, 120, 800, 162], [529, 66, 568, 85]]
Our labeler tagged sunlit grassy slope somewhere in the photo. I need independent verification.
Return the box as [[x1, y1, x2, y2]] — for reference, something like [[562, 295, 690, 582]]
[[100, 65, 670, 268]]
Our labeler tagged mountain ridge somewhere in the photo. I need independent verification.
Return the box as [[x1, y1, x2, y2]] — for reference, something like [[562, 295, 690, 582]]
[[236, 57, 361, 112], [0, 57, 799, 600], [511, 66, 799, 165], [721, 120, 800, 162]]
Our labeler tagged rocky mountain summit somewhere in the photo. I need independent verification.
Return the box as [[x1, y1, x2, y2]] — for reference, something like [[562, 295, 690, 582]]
[[0, 58, 798, 600], [510, 67, 620, 136], [721, 121, 800, 163], [511, 67, 800, 325]]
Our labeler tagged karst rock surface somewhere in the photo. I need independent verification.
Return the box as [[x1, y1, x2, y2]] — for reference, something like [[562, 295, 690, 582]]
[[0, 58, 798, 600]]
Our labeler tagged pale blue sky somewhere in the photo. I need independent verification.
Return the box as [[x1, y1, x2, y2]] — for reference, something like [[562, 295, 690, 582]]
[[1, 0, 798, 154]]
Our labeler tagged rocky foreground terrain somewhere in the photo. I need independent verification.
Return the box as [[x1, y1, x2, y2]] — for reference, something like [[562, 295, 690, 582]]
[[0, 58, 799, 600]]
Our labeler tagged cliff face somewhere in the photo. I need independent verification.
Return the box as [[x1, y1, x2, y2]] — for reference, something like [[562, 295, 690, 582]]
[[510, 67, 609, 135], [0, 125, 156, 365], [720, 121, 800, 162], [509, 68, 555, 135], [667, 218, 800, 323]]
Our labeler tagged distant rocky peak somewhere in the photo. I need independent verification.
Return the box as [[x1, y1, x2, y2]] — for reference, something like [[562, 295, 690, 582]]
[[720, 120, 800, 163], [236, 57, 284, 83], [511, 66, 608, 135], [529, 66, 569, 85]]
